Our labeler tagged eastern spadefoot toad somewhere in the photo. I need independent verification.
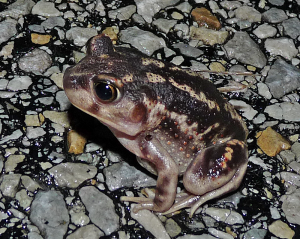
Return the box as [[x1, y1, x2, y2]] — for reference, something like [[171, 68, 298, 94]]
[[63, 34, 248, 216]]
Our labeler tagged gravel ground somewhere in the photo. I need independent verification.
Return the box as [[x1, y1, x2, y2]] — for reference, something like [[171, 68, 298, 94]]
[[1, 0, 300, 239]]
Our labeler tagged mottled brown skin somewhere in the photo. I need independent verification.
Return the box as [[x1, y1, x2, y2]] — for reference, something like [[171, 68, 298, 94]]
[[63, 34, 248, 216]]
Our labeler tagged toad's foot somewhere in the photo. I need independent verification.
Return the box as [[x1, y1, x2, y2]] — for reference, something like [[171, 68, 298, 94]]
[[121, 188, 158, 213]]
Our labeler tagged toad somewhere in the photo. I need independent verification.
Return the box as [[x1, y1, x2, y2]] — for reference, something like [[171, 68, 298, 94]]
[[63, 34, 248, 216]]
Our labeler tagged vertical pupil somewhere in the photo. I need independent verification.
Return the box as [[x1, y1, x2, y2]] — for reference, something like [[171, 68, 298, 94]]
[[95, 82, 114, 101]]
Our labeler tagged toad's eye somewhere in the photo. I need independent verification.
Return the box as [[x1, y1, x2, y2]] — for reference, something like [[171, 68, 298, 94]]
[[94, 81, 120, 103]]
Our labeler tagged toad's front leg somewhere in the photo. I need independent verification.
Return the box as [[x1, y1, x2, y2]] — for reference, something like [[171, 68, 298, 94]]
[[120, 136, 178, 212]]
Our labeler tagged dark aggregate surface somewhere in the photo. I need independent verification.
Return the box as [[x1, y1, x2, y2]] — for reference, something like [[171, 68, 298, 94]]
[[0, 0, 300, 239]]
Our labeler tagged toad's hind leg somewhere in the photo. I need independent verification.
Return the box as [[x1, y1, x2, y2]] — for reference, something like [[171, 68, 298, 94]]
[[163, 139, 248, 217]]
